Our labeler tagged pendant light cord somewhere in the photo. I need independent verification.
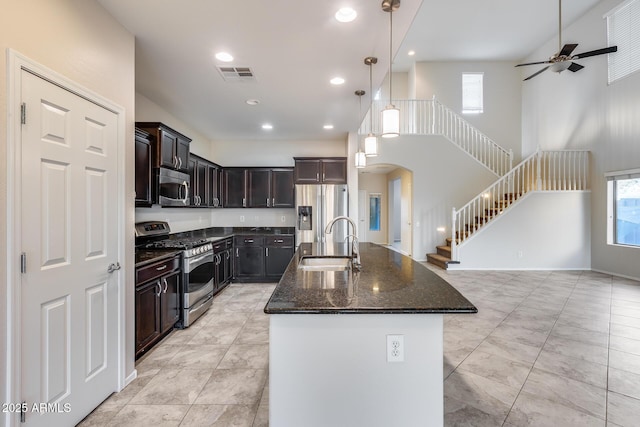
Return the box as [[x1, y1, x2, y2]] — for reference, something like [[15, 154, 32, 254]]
[[369, 62, 374, 131], [389, 8, 393, 104]]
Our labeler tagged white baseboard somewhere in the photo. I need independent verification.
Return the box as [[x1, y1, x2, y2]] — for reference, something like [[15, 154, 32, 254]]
[[124, 369, 137, 388]]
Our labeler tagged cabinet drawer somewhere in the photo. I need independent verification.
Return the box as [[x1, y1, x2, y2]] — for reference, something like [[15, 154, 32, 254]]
[[267, 235, 294, 247], [136, 256, 180, 284], [212, 241, 226, 252], [235, 236, 264, 246]]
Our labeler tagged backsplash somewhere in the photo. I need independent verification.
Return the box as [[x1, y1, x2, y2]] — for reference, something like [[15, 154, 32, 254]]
[[135, 206, 296, 233]]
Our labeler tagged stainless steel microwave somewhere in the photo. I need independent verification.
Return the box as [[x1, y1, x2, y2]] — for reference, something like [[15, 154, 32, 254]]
[[156, 167, 190, 206]]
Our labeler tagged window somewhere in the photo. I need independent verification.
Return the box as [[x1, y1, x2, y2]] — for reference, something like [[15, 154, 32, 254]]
[[369, 194, 381, 231], [462, 73, 483, 114], [605, 0, 640, 84], [606, 169, 640, 247]]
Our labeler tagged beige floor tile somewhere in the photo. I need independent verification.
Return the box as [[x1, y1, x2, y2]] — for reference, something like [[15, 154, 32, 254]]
[[180, 404, 257, 427], [457, 349, 532, 389], [129, 368, 212, 405], [217, 344, 269, 370], [533, 348, 607, 388], [106, 404, 189, 427], [505, 391, 605, 427], [195, 369, 268, 405], [607, 391, 640, 427]]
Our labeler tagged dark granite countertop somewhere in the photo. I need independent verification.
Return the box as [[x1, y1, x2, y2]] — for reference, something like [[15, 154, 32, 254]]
[[135, 249, 182, 268], [264, 243, 477, 314], [135, 227, 295, 268]]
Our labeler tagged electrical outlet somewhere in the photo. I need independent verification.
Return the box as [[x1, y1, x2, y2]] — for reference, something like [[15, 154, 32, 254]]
[[281, 215, 286, 223], [387, 334, 404, 362], [240, 215, 245, 223]]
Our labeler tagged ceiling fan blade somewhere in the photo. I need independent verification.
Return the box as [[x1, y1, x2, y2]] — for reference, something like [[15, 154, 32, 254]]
[[524, 66, 550, 81], [568, 62, 584, 72], [558, 43, 579, 56], [515, 60, 552, 67], [573, 46, 618, 59]]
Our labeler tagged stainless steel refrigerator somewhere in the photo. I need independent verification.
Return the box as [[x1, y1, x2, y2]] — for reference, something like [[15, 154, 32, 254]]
[[295, 184, 349, 248]]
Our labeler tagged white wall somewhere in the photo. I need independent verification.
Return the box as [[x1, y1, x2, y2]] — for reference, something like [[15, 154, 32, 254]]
[[453, 192, 591, 270], [521, 0, 640, 280], [414, 61, 522, 160], [1, 0, 136, 417], [367, 136, 497, 260]]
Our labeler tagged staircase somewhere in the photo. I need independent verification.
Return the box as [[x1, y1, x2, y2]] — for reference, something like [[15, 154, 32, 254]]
[[427, 149, 590, 269]]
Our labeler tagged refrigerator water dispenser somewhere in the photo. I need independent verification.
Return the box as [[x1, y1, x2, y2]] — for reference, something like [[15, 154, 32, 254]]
[[298, 206, 312, 230]]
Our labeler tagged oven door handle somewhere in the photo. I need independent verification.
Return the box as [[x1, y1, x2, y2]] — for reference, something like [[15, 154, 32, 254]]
[[187, 252, 212, 270]]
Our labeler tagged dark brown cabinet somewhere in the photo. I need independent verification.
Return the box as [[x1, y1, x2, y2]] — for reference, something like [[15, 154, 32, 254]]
[[136, 122, 191, 173], [189, 154, 221, 207], [234, 235, 294, 282], [135, 128, 153, 207], [223, 167, 294, 208], [265, 235, 295, 279], [213, 238, 233, 292], [135, 254, 181, 358], [234, 236, 265, 280], [294, 157, 347, 184]]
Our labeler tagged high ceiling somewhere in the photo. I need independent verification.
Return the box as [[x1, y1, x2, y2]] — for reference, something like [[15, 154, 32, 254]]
[[97, 0, 602, 142]]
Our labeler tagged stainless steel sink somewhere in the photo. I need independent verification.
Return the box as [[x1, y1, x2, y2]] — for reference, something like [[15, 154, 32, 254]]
[[298, 257, 352, 271]]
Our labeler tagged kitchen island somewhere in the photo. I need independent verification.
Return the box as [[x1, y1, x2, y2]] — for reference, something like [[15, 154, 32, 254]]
[[264, 243, 477, 427]]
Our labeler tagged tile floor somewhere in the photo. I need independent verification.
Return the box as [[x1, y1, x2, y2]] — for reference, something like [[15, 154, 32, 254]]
[[79, 268, 640, 426]]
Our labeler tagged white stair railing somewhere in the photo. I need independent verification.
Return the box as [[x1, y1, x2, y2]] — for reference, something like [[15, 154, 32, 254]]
[[450, 149, 590, 260], [359, 98, 513, 176]]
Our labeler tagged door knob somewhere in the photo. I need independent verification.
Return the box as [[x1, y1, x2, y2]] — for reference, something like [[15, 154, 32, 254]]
[[107, 262, 121, 274]]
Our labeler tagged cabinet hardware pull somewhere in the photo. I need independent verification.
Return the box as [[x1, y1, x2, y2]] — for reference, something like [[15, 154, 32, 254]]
[[245, 239, 253, 243], [156, 281, 162, 297], [316, 172, 319, 181], [266, 247, 269, 256], [182, 181, 189, 205], [173, 155, 178, 169], [272, 198, 275, 207], [163, 278, 168, 293], [242, 197, 246, 208], [178, 157, 182, 169], [275, 239, 283, 243], [266, 198, 270, 207], [323, 172, 325, 181], [236, 248, 239, 257], [156, 265, 167, 271]]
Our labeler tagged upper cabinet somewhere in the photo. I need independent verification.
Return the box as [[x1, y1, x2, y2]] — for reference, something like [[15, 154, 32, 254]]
[[223, 167, 294, 208], [135, 128, 153, 207], [188, 154, 221, 207], [136, 122, 191, 173], [294, 157, 347, 184]]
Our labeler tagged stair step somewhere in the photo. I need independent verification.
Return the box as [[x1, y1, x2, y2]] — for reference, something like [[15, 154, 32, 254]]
[[445, 237, 460, 246], [436, 245, 451, 257], [474, 215, 489, 224], [426, 253, 460, 270]]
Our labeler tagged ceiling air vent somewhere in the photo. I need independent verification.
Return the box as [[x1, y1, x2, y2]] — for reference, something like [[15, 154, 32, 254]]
[[217, 66, 256, 82]]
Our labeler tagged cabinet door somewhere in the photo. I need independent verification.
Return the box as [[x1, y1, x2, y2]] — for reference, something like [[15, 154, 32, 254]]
[[159, 130, 178, 169], [214, 253, 225, 290], [235, 246, 264, 277], [223, 248, 233, 283], [208, 164, 221, 207], [294, 159, 321, 184], [321, 159, 347, 184], [271, 169, 294, 208], [248, 169, 271, 208], [223, 169, 247, 208], [134, 130, 153, 207], [160, 271, 180, 333], [265, 246, 294, 277], [196, 160, 208, 206], [135, 281, 161, 357], [187, 157, 199, 206], [176, 137, 190, 173]]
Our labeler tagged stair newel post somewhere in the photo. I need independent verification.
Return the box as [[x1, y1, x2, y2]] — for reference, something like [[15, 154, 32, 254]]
[[536, 146, 543, 191], [451, 207, 457, 261]]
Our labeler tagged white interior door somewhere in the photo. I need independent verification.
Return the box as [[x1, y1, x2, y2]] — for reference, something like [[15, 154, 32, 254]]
[[358, 189, 367, 242], [20, 70, 119, 426]]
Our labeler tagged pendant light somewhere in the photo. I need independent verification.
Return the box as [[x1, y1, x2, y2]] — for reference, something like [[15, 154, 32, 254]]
[[355, 90, 367, 169], [364, 56, 378, 157], [381, 0, 400, 138]]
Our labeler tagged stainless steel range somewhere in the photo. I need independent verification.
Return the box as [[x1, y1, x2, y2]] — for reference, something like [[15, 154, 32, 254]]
[[135, 221, 214, 328]]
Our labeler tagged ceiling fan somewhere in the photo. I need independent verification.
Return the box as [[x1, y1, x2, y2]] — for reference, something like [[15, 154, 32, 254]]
[[515, 0, 617, 81]]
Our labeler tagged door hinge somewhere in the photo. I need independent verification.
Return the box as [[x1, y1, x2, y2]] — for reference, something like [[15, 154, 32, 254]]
[[20, 401, 26, 423], [20, 252, 27, 273], [20, 103, 26, 125]]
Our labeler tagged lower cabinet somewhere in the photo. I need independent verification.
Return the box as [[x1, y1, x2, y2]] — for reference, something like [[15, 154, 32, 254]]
[[213, 238, 233, 292], [135, 254, 181, 359], [234, 235, 294, 282]]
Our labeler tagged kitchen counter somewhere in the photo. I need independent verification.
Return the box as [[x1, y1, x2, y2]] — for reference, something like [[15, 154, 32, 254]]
[[134, 249, 181, 268], [266, 243, 476, 427], [264, 242, 477, 314]]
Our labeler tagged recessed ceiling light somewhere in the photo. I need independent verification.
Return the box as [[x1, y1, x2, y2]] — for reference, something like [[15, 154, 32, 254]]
[[323, 124, 334, 130], [246, 99, 260, 106], [215, 52, 233, 62], [335, 7, 357, 23], [408, 50, 416, 56], [330, 77, 345, 85], [262, 123, 273, 130]]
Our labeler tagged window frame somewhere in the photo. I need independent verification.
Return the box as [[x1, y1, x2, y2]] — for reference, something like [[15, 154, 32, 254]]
[[605, 168, 640, 248], [461, 72, 484, 115]]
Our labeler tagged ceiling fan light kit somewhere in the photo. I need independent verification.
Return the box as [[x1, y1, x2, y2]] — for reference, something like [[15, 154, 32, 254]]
[[516, 0, 617, 81], [381, 0, 401, 138]]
